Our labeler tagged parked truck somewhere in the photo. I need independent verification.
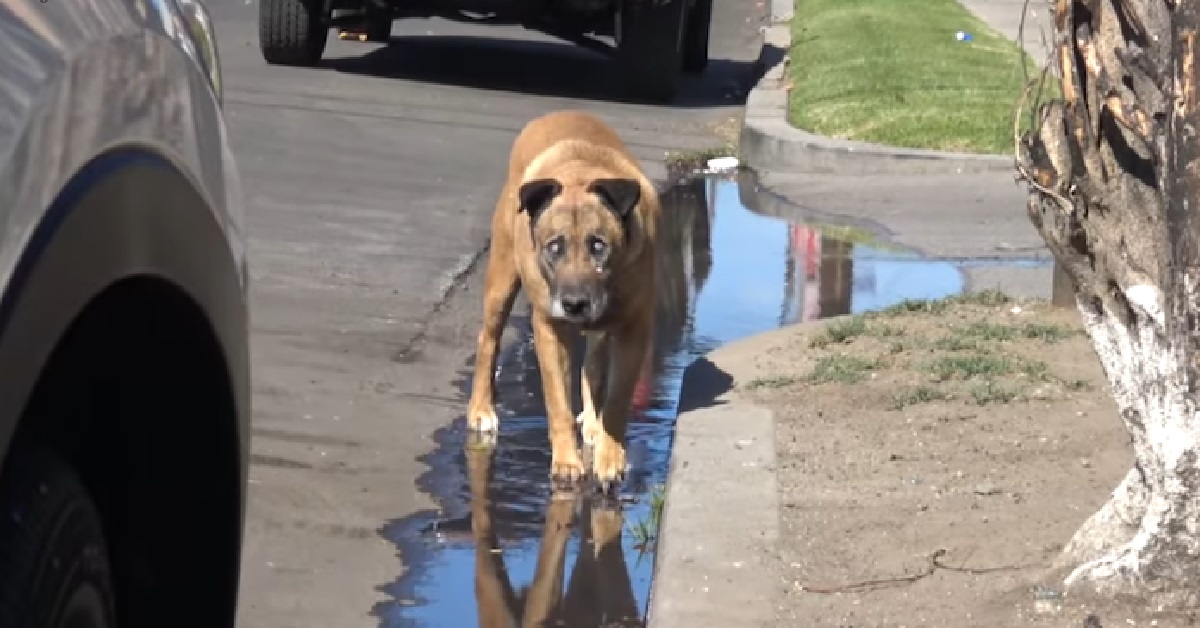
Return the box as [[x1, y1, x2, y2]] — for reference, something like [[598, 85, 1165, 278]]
[[259, 0, 713, 103]]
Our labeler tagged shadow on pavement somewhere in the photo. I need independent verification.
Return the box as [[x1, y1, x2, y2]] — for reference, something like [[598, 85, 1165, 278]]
[[323, 36, 786, 107], [675, 357, 732, 414]]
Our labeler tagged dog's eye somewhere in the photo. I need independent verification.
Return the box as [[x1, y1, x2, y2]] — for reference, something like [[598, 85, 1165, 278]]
[[588, 237, 607, 256], [545, 237, 565, 256]]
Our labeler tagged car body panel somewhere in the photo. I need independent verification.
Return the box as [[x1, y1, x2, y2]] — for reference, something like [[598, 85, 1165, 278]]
[[0, 0, 248, 509]]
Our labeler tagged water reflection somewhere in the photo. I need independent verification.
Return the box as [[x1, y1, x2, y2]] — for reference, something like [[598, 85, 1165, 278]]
[[375, 175, 1041, 628], [466, 435, 640, 628]]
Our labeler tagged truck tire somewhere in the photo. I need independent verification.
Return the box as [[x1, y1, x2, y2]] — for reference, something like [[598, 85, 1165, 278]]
[[617, 0, 687, 103], [260, 0, 329, 67], [682, 0, 712, 74], [365, 17, 392, 42], [0, 447, 116, 628]]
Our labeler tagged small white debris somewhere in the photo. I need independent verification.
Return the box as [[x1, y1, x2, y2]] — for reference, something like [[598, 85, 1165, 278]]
[[706, 156, 740, 174]]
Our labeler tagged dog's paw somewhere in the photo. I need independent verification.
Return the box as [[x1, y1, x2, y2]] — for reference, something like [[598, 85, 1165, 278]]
[[465, 429, 497, 451], [550, 449, 587, 490], [592, 438, 627, 494], [579, 411, 604, 446], [467, 401, 500, 433]]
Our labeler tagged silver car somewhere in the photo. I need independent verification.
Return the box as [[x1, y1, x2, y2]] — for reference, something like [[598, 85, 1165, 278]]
[[0, 0, 249, 626]]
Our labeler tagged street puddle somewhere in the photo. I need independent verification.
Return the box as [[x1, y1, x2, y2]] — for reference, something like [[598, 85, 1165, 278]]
[[374, 175, 1051, 627]]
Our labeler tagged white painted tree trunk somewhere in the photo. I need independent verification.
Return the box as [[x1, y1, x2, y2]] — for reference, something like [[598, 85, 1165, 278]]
[[1018, 0, 1200, 604], [1058, 289, 1200, 600]]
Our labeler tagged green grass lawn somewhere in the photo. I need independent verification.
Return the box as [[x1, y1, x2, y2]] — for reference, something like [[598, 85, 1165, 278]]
[[788, 0, 1047, 154]]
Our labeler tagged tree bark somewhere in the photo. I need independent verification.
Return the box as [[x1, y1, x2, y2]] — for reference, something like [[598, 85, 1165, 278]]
[[1018, 0, 1200, 604]]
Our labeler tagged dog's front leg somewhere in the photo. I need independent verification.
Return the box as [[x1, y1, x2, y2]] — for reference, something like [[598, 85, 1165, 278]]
[[531, 314, 586, 486], [578, 332, 610, 447], [593, 318, 652, 492], [467, 232, 520, 435]]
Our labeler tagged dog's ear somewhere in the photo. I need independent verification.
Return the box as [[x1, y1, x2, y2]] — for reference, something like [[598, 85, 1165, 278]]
[[518, 178, 562, 221], [588, 178, 641, 220]]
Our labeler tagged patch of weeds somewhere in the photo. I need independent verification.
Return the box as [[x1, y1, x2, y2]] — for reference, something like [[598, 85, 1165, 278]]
[[1019, 359, 1050, 380], [810, 316, 868, 348], [664, 144, 737, 171], [881, 298, 952, 317], [869, 324, 904, 338], [961, 322, 1018, 342], [970, 380, 1022, 405], [923, 354, 1013, 381], [950, 290, 1012, 307], [888, 335, 933, 354], [806, 355, 876, 384], [1022, 323, 1077, 343], [933, 334, 982, 352], [631, 485, 667, 560], [1065, 378, 1093, 391], [744, 375, 798, 390], [892, 385, 950, 409], [881, 291, 1013, 317]]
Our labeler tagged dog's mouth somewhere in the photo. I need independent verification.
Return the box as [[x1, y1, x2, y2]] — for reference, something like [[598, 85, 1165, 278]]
[[549, 293, 607, 324]]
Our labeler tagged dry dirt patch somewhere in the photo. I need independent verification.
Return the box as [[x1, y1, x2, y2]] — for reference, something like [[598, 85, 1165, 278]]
[[739, 292, 1177, 626]]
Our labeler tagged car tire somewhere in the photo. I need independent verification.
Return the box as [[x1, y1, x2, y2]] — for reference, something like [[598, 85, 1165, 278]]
[[681, 0, 712, 74], [616, 0, 687, 104], [0, 447, 116, 628], [260, 0, 329, 66]]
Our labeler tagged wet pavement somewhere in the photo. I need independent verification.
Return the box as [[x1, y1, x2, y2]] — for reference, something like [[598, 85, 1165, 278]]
[[372, 174, 1053, 628]]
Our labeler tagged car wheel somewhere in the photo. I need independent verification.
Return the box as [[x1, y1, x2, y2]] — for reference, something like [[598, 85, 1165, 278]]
[[681, 0, 712, 74], [0, 447, 115, 628], [260, 0, 329, 66], [616, 0, 687, 104]]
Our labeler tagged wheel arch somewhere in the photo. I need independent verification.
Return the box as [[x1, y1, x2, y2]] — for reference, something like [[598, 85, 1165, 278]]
[[0, 147, 250, 628]]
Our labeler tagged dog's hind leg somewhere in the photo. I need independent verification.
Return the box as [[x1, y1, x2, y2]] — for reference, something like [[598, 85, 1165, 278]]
[[577, 332, 610, 447], [467, 230, 520, 435]]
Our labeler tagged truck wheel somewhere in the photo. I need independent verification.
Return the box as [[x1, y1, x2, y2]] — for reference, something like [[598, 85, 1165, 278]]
[[365, 6, 393, 43], [0, 447, 116, 628], [617, 0, 687, 103], [682, 0, 712, 74], [260, 0, 329, 66]]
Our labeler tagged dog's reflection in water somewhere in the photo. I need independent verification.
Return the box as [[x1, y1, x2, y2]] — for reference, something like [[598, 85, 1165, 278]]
[[466, 439, 642, 628]]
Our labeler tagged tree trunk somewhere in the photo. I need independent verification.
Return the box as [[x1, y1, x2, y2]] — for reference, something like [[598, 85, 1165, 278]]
[[1018, 0, 1200, 604]]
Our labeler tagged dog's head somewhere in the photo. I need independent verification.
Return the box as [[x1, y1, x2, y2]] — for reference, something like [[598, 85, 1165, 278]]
[[517, 174, 642, 325]]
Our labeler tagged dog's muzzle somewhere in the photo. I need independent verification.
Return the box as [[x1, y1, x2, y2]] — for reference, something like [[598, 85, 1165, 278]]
[[550, 286, 606, 323]]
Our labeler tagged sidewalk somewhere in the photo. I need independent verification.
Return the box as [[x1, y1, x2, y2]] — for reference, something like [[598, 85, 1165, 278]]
[[647, 2, 1126, 627], [754, 0, 1057, 299]]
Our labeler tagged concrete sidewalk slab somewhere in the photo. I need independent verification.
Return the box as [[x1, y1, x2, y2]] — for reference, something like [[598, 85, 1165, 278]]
[[647, 326, 805, 628]]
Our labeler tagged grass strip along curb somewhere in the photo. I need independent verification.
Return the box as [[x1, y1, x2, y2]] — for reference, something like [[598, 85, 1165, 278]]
[[787, 0, 1042, 154]]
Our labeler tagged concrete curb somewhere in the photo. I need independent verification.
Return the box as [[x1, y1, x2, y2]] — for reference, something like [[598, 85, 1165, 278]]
[[738, 4, 1014, 175], [646, 322, 820, 627]]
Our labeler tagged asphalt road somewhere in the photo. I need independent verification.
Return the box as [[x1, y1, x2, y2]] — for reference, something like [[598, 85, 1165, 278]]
[[201, 1, 765, 625]]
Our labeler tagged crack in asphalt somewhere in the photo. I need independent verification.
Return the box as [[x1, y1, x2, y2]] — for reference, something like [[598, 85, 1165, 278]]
[[392, 243, 489, 363]]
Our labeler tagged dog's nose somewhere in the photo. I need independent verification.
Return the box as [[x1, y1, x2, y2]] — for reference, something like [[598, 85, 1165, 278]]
[[560, 294, 591, 318]]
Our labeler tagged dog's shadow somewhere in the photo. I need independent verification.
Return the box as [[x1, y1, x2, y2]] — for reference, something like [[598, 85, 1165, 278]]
[[466, 439, 642, 628]]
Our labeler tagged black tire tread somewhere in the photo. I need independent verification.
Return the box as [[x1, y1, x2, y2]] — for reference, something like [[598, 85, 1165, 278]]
[[617, 0, 687, 103], [682, 0, 712, 74], [260, 0, 328, 66], [0, 447, 114, 628]]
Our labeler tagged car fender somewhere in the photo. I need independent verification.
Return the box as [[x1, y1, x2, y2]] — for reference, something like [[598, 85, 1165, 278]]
[[0, 149, 250, 488]]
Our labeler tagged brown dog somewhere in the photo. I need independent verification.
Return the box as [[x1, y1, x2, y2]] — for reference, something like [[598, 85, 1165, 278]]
[[466, 110, 660, 490]]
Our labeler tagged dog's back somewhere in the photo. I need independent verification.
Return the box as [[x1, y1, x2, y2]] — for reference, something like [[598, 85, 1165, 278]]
[[507, 111, 630, 182]]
